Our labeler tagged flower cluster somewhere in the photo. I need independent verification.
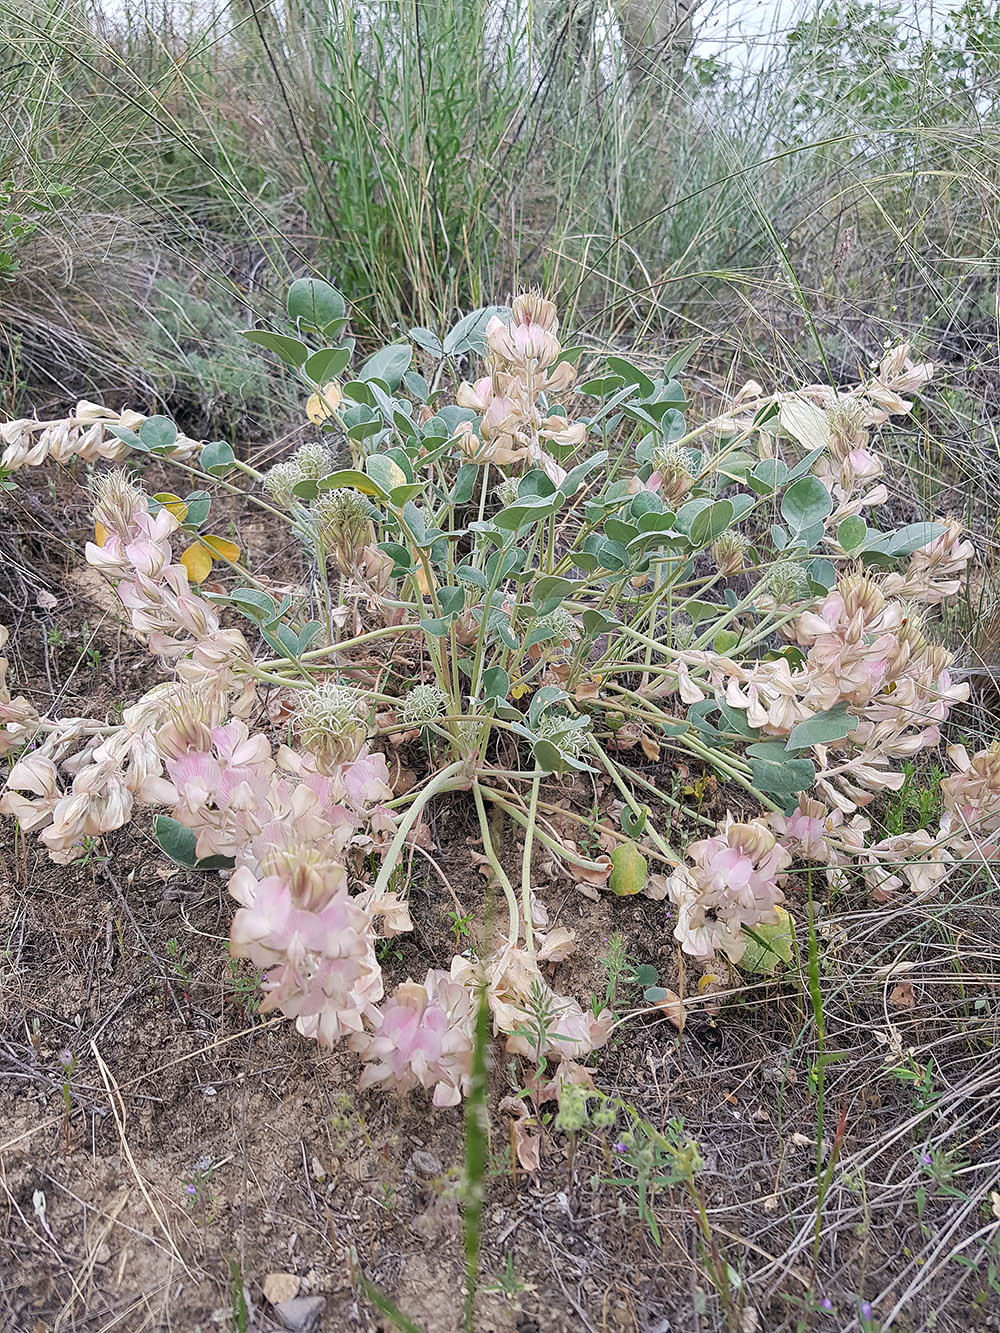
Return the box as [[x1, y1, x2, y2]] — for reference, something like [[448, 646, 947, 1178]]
[[0, 400, 201, 472], [455, 291, 581, 481], [668, 819, 791, 962]]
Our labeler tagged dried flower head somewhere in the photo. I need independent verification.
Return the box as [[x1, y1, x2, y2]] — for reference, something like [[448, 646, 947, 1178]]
[[293, 683, 368, 769], [649, 439, 694, 505], [90, 468, 145, 537], [400, 683, 449, 725]]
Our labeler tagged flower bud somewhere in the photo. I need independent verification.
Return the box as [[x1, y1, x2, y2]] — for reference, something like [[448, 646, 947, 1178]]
[[712, 531, 746, 576], [293, 440, 334, 479], [293, 683, 368, 770], [765, 560, 812, 604], [400, 683, 449, 725]]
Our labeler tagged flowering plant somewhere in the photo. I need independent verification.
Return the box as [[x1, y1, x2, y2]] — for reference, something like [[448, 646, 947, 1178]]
[[1, 277, 982, 1113]]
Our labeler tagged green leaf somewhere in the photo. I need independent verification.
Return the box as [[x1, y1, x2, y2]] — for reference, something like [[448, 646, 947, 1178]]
[[558, 451, 608, 498], [605, 356, 655, 397], [752, 458, 788, 492], [316, 468, 389, 501], [609, 841, 648, 896], [740, 907, 795, 974], [838, 515, 867, 551], [579, 375, 626, 397], [442, 305, 509, 357], [181, 490, 211, 528], [403, 369, 429, 401], [200, 440, 236, 475], [287, 277, 345, 329], [450, 463, 478, 506], [481, 667, 509, 701], [784, 703, 856, 753], [531, 575, 579, 613], [138, 415, 177, 451], [781, 475, 832, 533], [885, 522, 947, 556], [747, 742, 815, 795], [361, 343, 413, 390], [619, 805, 647, 837], [410, 326, 443, 357], [107, 425, 146, 452], [154, 815, 234, 871], [494, 496, 560, 531], [689, 499, 734, 548], [303, 346, 351, 383], [241, 330, 310, 368]]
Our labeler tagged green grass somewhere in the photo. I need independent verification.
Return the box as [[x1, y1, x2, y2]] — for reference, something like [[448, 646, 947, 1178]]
[[1, 0, 998, 440]]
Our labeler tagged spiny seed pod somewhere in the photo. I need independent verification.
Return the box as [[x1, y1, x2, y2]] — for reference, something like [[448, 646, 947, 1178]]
[[400, 683, 449, 725], [535, 711, 589, 759], [712, 531, 746, 576], [293, 683, 368, 770], [263, 459, 303, 506], [531, 608, 578, 645], [671, 623, 694, 650], [495, 478, 519, 508], [313, 488, 375, 560], [293, 440, 334, 480], [650, 439, 694, 505]]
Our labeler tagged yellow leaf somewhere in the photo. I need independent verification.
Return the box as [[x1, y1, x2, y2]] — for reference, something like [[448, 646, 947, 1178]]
[[95, 521, 108, 546], [306, 381, 343, 424], [152, 492, 189, 521], [180, 543, 213, 584], [201, 534, 241, 564], [414, 561, 436, 596], [510, 682, 533, 701]]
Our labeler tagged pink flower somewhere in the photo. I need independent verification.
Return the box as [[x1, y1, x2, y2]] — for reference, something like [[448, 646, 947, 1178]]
[[352, 967, 477, 1106], [229, 861, 383, 1045], [669, 817, 790, 963]]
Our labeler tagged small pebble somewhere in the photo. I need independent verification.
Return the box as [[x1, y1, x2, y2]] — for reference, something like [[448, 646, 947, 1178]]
[[263, 1272, 300, 1304], [273, 1295, 324, 1332], [410, 1150, 442, 1178]]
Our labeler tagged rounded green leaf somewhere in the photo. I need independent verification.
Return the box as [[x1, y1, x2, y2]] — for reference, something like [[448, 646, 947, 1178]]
[[781, 476, 832, 532], [287, 278, 346, 329]]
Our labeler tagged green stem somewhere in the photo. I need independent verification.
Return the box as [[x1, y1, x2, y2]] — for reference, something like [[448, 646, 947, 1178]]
[[471, 781, 520, 949], [372, 760, 468, 897], [520, 767, 542, 951]]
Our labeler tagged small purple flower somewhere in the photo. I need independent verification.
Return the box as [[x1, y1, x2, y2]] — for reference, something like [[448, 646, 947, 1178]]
[[613, 1142, 628, 1154], [820, 1297, 833, 1311], [860, 1300, 872, 1321], [185, 1183, 196, 1196], [920, 1151, 932, 1165]]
